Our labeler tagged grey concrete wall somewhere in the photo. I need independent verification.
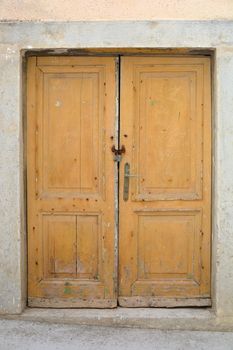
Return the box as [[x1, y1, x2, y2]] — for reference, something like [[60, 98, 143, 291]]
[[0, 44, 25, 313], [0, 20, 233, 323], [214, 47, 233, 317]]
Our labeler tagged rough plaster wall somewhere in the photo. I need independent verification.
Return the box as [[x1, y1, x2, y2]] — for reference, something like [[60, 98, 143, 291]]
[[0, 0, 233, 21]]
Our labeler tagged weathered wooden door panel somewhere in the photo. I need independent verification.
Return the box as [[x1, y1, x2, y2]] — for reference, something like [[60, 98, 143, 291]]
[[118, 57, 211, 307], [28, 55, 211, 308], [27, 56, 117, 307]]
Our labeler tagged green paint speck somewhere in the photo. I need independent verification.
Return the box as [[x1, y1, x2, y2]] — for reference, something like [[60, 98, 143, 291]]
[[64, 282, 72, 295], [150, 99, 157, 106]]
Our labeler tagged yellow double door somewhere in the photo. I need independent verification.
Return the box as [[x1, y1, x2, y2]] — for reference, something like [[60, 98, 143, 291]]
[[27, 55, 211, 308]]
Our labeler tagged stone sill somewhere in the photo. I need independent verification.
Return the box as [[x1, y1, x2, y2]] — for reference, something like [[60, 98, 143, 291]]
[[1, 307, 233, 331]]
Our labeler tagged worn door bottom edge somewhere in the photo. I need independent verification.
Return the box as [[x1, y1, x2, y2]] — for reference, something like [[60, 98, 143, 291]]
[[28, 297, 211, 308], [28, 297, 117, 308], [118, 297, 211, 308]]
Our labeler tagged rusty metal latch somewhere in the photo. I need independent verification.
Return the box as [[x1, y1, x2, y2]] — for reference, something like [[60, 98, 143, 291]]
[[111, 145, 126, 162]]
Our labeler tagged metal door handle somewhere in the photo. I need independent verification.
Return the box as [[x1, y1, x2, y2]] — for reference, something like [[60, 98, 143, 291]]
[[123, 163, 140, 201], [125, 174, 141, 177]]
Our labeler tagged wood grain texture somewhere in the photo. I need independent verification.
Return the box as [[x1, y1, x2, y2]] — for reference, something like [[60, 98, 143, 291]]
[[28, 297, 117, 308], [118, 297, 211, 308], [27, 56, 117, 307], [28, 55, 211, 308], [119, 56, 211, 306]]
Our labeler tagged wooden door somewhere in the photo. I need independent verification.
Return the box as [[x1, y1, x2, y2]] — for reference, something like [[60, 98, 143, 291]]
[[119, 56, 211, 307], [27, 56, 117, 307]]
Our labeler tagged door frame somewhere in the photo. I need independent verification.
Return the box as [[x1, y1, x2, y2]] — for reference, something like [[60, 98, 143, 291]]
[[24, 49, 213, 308]]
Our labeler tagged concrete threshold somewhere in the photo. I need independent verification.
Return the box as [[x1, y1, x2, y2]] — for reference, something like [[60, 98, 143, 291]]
[[2, 307, 233, 331]]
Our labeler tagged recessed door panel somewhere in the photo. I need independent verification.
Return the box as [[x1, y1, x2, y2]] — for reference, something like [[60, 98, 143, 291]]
[[27, 56, 117, 308], [43, 214, 77, 278], [135, 69, 202, 200], [42, 73, 100, 195], [119, 56, 211, 307]]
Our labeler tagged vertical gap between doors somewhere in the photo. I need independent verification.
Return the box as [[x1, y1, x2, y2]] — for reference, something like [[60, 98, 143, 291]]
[[117, 56, 121, 303], [114, 55, 121, 301]]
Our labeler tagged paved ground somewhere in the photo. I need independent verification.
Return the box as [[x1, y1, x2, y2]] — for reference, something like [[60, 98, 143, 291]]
[[0, 319, 233, 350]]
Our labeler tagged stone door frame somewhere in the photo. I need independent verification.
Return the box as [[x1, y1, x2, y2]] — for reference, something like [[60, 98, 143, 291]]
[[0, 20, 233, 324]]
